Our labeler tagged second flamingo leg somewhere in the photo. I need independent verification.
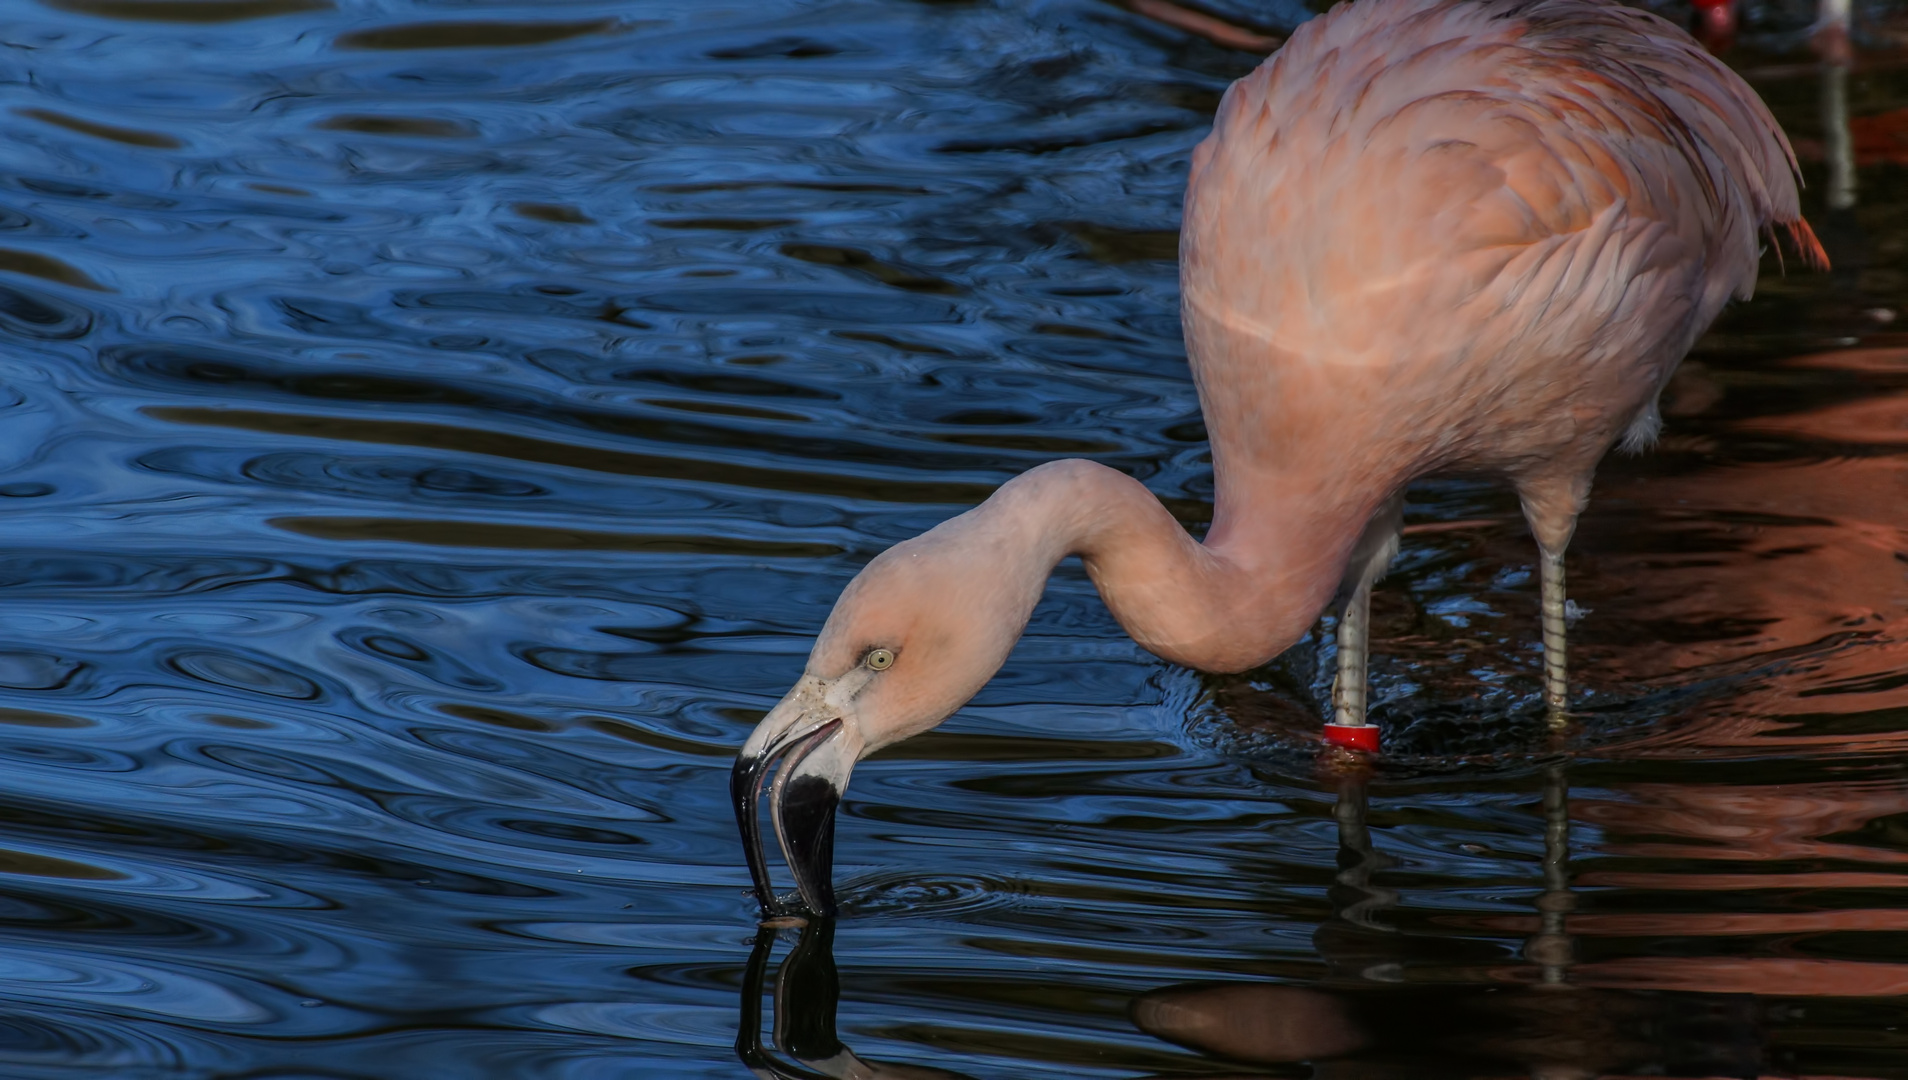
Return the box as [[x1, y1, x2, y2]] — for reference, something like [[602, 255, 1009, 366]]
[[1518, 466, 1587, 725], [1539, 547, 1569, 718]]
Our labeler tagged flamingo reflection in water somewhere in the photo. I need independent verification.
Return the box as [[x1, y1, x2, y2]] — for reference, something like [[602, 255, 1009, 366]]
[[737, 765, 1905, 1078], [732, 769, 1747, 1078], [732, 0, 1826, 919], [1130, 770, 1775, 1079]]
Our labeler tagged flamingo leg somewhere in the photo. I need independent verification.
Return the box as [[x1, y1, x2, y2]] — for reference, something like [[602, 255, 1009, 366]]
[[1332, 575, 1374, 728], [1519, 469, 1585, 725], [1540, 548, 1568, 720], [1327, 494, 1404, 740]]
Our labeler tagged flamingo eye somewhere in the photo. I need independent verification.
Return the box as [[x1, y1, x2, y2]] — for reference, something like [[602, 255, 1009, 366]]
[[864, 648, 895, 671]]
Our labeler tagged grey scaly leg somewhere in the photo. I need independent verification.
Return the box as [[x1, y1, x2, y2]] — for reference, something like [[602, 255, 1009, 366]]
[[1540, 548, 1568, 720], [1331, 494, 1404, 730], [1333, 575, 1375, 728], [1519, 466, 1586, 726]]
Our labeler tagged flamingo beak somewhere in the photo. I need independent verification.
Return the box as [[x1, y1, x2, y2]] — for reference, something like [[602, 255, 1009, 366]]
[[732, 713, 849, 919]]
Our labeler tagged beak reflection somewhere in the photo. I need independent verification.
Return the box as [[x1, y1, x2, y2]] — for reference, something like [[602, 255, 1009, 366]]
[[739, 918, 978, 1080], [732, 716, 845, 919]]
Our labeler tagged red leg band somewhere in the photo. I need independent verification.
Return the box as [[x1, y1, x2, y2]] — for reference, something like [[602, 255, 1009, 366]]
[[1323, 724, 1380, 752]]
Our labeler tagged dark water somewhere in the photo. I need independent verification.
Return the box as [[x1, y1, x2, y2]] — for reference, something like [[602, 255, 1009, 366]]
[[3, 0, 1908, 1076]]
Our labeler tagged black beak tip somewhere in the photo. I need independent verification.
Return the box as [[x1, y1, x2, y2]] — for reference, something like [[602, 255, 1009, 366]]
[[733, 745, 844, 920], [731, 754, 781, 915], [779, 772, 842, 919]]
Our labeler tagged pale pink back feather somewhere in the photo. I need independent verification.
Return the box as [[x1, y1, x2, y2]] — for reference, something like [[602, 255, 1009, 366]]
[[1180, 0, 1823, 522]]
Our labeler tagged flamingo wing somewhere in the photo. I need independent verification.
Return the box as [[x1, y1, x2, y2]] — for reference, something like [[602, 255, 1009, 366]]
[[1181, 0, 1821, 473]]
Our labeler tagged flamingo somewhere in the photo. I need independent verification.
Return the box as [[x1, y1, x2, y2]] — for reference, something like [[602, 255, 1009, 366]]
[[733, 0, 1827, 919]]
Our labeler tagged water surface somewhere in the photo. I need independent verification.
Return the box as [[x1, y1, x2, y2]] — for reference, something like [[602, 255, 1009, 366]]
[[3, 1, 1908, 1076]]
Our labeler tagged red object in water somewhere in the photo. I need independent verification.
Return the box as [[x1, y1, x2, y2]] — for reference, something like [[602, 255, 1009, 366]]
[[1323, 724, 1381, 752], [1690, 0, 1736, 53]]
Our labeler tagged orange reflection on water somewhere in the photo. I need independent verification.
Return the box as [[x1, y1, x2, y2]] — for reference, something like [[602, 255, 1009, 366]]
[[1580, 347, 1908, 755], [1456, 346, 1908, 1005]]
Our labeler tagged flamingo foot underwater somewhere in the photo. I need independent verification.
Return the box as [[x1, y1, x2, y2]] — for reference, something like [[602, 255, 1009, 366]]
[[733, 0, 1825, 919]]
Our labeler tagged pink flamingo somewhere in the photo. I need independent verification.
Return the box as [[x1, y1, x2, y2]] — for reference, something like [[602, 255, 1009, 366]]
[[734, 0, 1826, 918]]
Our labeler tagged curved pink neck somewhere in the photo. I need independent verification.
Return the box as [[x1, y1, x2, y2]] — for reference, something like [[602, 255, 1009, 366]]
[[980, 459, 1369, 673]]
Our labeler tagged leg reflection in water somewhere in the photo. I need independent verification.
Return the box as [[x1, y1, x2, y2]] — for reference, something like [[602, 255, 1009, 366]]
[[1133, 766, 1764, 1079], [1317, 776, 1402, 987], [737, 918, 975, 1080]]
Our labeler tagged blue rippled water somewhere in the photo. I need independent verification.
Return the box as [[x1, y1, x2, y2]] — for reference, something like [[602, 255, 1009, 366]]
[[3, 0, 1908, 1076]]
